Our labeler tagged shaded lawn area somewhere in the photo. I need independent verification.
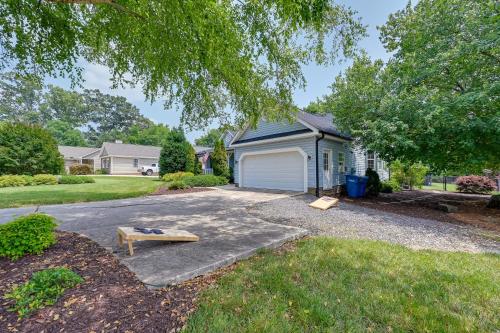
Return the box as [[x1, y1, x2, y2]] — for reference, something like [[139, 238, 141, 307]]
[[0, 176, 162, 208], [423, 183, 499, 195], [186, 238, 500, 332]]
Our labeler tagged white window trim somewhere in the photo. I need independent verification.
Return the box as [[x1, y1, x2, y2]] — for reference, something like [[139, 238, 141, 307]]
[[323, 148, 332, 190], [338, 151, 345, 173], [238, 147, 308, 193]]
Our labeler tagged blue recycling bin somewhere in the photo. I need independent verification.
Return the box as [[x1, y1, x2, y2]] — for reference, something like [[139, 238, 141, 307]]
[[345, 175, 369, 198]]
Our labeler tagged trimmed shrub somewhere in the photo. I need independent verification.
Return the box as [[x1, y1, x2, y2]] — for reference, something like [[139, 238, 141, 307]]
[[456, 176, 496, 194], [162, 171, 194, 182], [168, 180, 191, 190], [487, 194, 500, 209], [69, 164, 92, 175], [5, 267, 83, 318], [58, 175, 95, 184], [0, 214, 57, 260], [22, 175, 34, 185], [94, 168, 108, 175], [0, 175, 28, 187], [0, 122, 64, 175], [183, 175, 229, 187], [365, 168, 381, 196], [32, 174, 58, 185]]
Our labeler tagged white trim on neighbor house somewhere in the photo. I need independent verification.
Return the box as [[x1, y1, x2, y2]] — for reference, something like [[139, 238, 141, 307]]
[[238, 147, 308, 193], [100, 154, 160, 159], [230, 132, 316, 148]]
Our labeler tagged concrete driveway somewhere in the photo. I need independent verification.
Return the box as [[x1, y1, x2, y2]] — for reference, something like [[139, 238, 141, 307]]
[[0, 187, 307, 287]]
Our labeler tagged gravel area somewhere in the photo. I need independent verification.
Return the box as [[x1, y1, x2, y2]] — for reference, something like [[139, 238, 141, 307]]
[[248, 194, 500, 253]]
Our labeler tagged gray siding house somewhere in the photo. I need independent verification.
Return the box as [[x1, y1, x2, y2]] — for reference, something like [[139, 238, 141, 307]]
[[58, 146, 101, 172], [229, 111, 388, 195], [99, 142, 161, 175]]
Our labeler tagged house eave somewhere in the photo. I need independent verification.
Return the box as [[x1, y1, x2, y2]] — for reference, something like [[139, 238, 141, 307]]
[[230, 132, 316, 148]]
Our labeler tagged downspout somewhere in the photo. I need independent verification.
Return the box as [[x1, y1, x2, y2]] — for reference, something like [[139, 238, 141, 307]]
[[315, 132, 325, 197]]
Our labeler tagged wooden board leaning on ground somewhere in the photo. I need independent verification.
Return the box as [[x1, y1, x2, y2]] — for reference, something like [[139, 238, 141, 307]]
[[309, 196, 339, 210]]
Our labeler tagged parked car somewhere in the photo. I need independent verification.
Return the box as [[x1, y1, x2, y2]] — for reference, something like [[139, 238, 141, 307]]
[[138, 163, 159, 176]]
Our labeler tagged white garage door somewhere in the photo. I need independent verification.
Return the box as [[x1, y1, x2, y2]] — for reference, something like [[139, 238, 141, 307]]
[[240, 151, 305, 192]]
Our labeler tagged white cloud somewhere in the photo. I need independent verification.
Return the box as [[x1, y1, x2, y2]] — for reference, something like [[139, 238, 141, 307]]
[[81, 62, 146, 103]]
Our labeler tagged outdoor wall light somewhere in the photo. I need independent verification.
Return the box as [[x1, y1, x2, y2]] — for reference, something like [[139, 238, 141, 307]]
[[308, 155, 312, 160]]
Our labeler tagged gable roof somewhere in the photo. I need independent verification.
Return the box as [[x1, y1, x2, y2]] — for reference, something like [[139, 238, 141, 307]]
[[58, 146, 100, 159], [100, 142, 161, 158], [297, 111, 351, 140], [230, 111, 351, 146], [194, 146, 213, 154]]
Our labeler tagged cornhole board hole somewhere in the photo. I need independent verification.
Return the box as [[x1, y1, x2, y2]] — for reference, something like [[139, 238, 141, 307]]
[[117, 227, 199, 256], [309, 196, 339, 210]]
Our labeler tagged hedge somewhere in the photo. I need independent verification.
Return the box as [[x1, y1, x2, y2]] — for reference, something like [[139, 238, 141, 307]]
[[182, 175, 229, 187]]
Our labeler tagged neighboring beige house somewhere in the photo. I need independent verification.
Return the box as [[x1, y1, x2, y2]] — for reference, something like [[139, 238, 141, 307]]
[[58, 146, 101, 172], [59, 141, 218, 175], [99, 141, 161, 175]]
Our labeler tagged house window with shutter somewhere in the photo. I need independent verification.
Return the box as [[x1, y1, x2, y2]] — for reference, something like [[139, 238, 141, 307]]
[[133, 159, 139, 167]]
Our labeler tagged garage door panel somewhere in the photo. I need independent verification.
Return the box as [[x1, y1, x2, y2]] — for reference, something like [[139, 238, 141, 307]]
[[241, 151, 305, 191]]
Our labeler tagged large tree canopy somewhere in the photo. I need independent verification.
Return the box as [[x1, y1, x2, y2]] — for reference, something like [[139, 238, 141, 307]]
[[0, 0, 365, 127], [0, 73, 158, 146], [315, 0, 499, 174]]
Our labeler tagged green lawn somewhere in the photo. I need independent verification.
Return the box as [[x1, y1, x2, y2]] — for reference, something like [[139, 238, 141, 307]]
[[186, 238, 500, 332], [423, 183, 499, 195], [0, 176, 162, 208], [423, 183, 458, 192]]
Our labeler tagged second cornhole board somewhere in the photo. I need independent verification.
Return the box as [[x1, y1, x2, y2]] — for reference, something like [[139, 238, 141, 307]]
[[309, 196, 339, 210], [117, 227, 199, 255]]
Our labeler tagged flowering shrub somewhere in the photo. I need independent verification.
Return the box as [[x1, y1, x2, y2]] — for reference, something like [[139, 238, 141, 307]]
[[455, 176, 495, 194]]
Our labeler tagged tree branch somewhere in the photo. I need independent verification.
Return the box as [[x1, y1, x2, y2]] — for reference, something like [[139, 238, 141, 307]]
[[44, 0, 145, 19]]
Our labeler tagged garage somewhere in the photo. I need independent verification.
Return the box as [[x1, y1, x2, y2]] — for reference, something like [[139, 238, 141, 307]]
[[239, 149, 307, 192]]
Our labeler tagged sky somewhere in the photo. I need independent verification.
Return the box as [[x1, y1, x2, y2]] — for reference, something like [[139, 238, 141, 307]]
[[46, 0, 409, 143]]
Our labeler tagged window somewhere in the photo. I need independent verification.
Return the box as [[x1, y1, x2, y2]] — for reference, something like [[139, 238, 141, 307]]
[[377, 158, 383, 171], [367, 151, 375, 170], [133, 159, 139, 167], [101, 158, 111, 169], [338, 152, 345, 173], [323, 152, 329, 171], [152, 163, 156, 167]]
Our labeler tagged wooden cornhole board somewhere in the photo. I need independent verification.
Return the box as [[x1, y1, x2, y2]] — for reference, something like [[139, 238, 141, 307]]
[[117, 227, 199, 256], [309, 196, 339, 210]]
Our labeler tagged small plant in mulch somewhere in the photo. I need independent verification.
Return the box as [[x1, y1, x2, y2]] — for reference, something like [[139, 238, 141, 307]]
[[4, 268, 83, 318], [0, 213, 57, 260]]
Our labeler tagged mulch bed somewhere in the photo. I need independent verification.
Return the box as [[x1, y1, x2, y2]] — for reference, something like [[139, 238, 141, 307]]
[[342, 191, 500, 233], [0, 231, 232, 333], [150, 187, 214, 196]]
